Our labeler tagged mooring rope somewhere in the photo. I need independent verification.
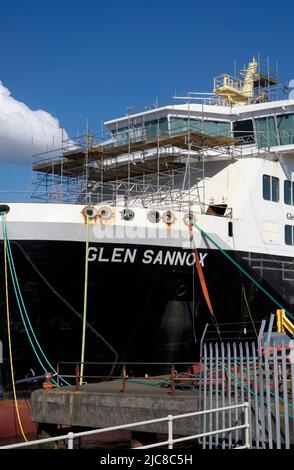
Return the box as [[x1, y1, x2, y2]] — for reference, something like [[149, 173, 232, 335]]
[[80, 215, 90, 385], [1, 214, 70, 386], [191, 221, 294, 322], [3, 226, 28, 441], [188, 224, 221, 339]]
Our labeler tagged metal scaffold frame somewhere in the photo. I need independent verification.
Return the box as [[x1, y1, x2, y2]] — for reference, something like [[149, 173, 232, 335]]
[[30, 55, 287, 209], [31, 107, 238, 210]]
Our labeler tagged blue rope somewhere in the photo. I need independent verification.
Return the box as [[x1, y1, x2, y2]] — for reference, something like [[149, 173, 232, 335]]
[[1, 214, 71, 386]]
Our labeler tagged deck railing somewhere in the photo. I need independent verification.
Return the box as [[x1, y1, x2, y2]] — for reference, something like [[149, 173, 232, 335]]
[[0, 402, 250, 450]]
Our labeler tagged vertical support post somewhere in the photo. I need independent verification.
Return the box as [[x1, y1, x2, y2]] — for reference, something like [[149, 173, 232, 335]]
[[171, 364, 176, 396], [202, 343, 207, 449], [221, 343, 226, 449], [168, 415, 173, 449], [251, 342, 260, 449], [245, 342, 252, 448], [199, 324, 208, 362], [244, 403, 250, 449], [208, 343, 213, 449], [227, 343, 232, 449], [273, 342, 281, 449], [291, 351, 294, 445], [281, 342, 290, 449], [85, 119, 89, 204], [67, 432, 74, 449], [215, 343, 219, 449], [257, 320, 266, 448], [277, 309, 283, 333], [233, 343, 239, 445], [75, 363, 80, 392], [56, 363, 60, 388], [264, 341, 273, 449], [121, 364, 127, 393]]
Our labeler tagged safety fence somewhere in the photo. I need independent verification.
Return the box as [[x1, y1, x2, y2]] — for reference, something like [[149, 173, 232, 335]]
[[0, 403, 250, 450], [199, 316, 294, 449]]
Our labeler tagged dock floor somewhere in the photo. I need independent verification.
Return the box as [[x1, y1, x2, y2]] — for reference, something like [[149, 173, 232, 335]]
[[31, 381, 201, 435]]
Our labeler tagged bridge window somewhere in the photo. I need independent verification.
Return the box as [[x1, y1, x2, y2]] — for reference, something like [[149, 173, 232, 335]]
[[202, 120, 229, 136], [112, 119, 168, 142], [285, 225, 294, 245], [255, 116, 278, 148], [284, 180, 294, 205], [277, 113, 294, 145], [233, 119, 254, 145], [170, 117, 229, 136], [263, 175, 279, 202], [170, 117, 202, 134], [145, 118, 168, 139]]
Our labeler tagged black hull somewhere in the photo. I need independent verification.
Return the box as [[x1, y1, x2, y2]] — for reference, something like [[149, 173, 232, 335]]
[[0, 240, 293, 387]]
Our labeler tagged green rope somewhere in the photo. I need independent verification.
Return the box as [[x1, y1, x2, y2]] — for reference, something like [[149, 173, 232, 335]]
[[1, 214, 71, 386], [191, 222, 294, 322], [222, 366, 293, 417], [114, 378, 169, 387]]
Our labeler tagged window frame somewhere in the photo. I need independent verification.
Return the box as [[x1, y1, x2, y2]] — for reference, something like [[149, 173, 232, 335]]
[[284, 180, 294, 206], [262, 174, 280, 202], [285, 225, 294, 246]]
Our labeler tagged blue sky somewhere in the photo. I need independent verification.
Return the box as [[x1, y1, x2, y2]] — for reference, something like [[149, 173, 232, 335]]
[[1, 0, 294, 196]]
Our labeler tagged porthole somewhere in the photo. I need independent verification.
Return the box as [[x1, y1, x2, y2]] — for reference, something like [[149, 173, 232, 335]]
[[98, 206, 113, 220], [0, 205, 10, 214], [162, 210, 175, 225], [147, 210, 161, 223], [183, 211, 196, 226], [82, 206, 97, 219], [121, 208, 135, 221]]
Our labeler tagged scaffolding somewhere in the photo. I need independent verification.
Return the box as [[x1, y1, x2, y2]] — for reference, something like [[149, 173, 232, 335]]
[[30, 55, 287, 210], [31, 117, 238, 211], [35, 59, 284, 209]]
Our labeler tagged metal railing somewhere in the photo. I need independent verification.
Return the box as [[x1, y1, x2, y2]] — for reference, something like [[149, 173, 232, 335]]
[[0, 403, 250, 450], [199, 315, 294, 449], [56, 361, 203, 395]]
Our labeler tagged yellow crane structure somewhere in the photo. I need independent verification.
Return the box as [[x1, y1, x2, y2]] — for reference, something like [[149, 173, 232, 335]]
[[214, 58, 258, 106], [276, 309, 294, 336]]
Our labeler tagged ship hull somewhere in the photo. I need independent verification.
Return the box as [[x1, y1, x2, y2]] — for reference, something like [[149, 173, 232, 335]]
[[0, 239, 293, 387]]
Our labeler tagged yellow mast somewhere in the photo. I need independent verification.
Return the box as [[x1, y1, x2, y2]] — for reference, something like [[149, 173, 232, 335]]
[[214, 58, 258, 106]]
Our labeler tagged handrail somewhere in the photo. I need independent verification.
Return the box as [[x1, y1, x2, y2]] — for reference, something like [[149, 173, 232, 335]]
[[56, 361, 203, 394], [0, 402, 250, 450]]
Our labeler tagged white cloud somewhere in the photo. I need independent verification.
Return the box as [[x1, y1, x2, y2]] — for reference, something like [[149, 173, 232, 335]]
[[0, 82, 69, 163]]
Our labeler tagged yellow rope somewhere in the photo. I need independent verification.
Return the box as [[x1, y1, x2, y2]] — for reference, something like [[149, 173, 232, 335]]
[[3, 235, 28, 441], [80, 215, 90, 385]]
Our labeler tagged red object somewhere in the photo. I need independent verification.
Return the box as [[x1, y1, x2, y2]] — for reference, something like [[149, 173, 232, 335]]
[[189, 224, 215, 319], [0, 399, 36, 439], [260, 345, 291, 355]]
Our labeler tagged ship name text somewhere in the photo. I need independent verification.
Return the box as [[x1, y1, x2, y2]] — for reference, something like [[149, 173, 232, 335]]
[[88, 247, 208, 267]]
